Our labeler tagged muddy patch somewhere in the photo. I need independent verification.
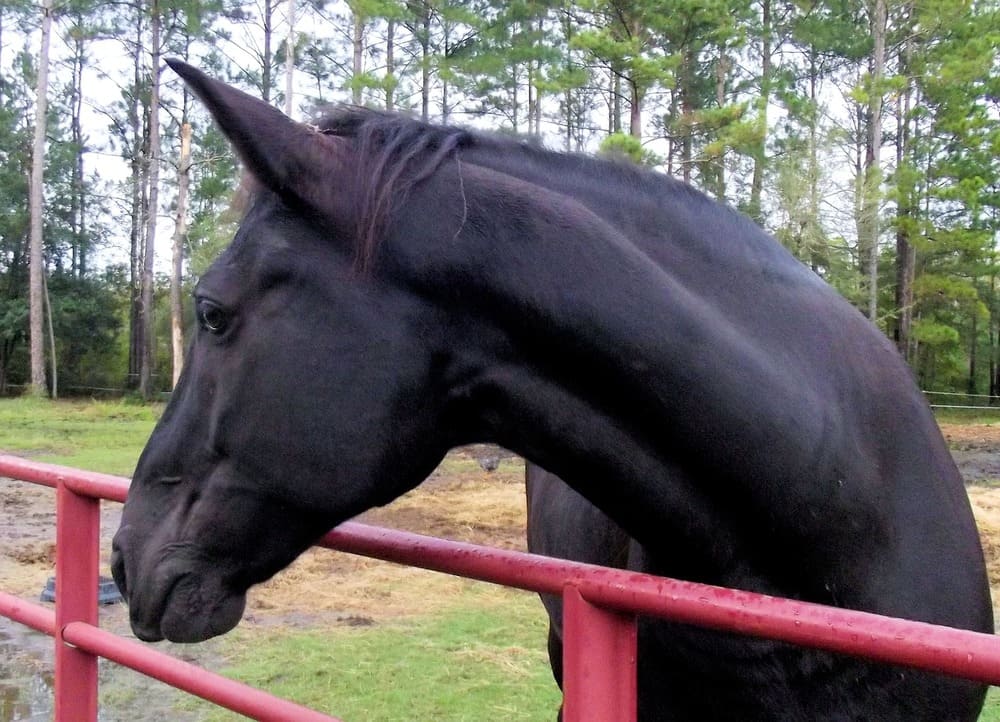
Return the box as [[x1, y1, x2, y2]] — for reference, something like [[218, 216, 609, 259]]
[[942, 423, 1000, 485], [0, 624, 52, 722]]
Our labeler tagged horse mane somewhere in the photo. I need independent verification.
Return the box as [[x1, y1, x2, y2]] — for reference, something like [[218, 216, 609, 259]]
[[316, 107, 474, 272], [315, 107, 661, 271], [312, 106, 751, 273]]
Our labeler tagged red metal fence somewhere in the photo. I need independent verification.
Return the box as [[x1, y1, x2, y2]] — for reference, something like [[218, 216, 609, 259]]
[[1, 454, 999, 721]]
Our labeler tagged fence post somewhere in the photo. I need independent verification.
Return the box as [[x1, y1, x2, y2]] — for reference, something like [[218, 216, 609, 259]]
[[55, 479, 100, 722], [562, 586, 637, 722]]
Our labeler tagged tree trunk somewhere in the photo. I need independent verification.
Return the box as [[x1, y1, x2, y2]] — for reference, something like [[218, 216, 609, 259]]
[[666, 87, 678, 175], [511, 63, 520, 135], [748, 0, 771, 224], [990, 280, 996, 400], [563, 11, 575, 150], [420, 5, 430, 121], [894, 68, 915, 361], [43, 271, 56, 399], [386, 18, 395, 111], [28, 0, 54, 397], [969, 313, 978, 395], [611, 71, 621, 134], [70, 12, 87, 278], [441, 22, 451, 123], [527, 54, 535, 136], [714, 54, 729, 201], [262, 0, 274, 103], [127, 7, 145, 390], [284, 0, 295, 116], [0, 340, 10, 396], [808, 49, 821, 272], [680, 50, 693, 184], [171, 123, 192, 388], [139, 0, 161, 400], [853, 82, 865, 278], [352, 9, 363, 105], [629, 77, 641, 139], [533, 19, 542, 136], [861, 0, 886, 322]]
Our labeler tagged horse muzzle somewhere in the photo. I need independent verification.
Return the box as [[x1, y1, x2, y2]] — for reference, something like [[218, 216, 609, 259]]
[[110, 524, 246, 643]]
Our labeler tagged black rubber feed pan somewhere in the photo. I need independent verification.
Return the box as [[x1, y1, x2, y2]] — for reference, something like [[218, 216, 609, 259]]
[[41, 575, 122, 605]]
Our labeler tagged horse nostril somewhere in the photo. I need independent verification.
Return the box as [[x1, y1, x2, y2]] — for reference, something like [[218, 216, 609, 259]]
[[110, 549, 128, 598], [110, 528, 130, 598]]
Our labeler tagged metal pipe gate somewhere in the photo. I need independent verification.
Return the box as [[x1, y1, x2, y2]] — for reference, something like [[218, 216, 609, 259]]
[[1, 454, 999, 721]]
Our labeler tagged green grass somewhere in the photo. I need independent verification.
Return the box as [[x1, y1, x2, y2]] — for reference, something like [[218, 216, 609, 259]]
[[0, 396, 160, 475], [0, 398, 561, 720], [182, 589, 561, 722], [981, 688, 1000, 721], [934, 407, 1000, 426], [3, 397, 997, 719]]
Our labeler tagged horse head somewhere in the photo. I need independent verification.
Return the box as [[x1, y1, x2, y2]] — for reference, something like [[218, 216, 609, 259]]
[[111, 62, 476, 642]]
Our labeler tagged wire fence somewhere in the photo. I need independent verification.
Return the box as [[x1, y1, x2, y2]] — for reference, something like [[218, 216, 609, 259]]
[[923, 391, 1000, 411], [5, 382, 1000, 415], [1, 382, 172, 400]]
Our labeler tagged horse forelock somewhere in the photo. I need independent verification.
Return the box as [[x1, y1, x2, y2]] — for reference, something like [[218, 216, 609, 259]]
[[308, 107, 654, 272], [310, 107, 473, 273]]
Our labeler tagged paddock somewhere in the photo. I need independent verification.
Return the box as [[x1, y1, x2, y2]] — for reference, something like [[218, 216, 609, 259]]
[[2, 454, 999, 721]]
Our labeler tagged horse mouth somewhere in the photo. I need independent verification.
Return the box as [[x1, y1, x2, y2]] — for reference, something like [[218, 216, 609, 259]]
[[126, 571, 247, 643], [113, 531, 247, 643], [154, 573, 247, 643]]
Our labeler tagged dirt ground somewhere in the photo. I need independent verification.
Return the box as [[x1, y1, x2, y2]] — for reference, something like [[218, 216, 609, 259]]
[[5, 433, 1000, 620], [941, 423, 1000, 606], [5, 430, 1000, 612], [0, 445, 531, 630], [3, 430, 1000, 720], [0, 445, 530, 722]]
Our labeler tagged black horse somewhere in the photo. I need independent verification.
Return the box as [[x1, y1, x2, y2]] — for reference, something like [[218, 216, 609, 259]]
[[111, 61, 992, 721]]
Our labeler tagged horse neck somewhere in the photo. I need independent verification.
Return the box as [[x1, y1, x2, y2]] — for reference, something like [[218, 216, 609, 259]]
[[412, 162, 837, 563], [460, 142, 796, 286], [464, 143, 641, 229]]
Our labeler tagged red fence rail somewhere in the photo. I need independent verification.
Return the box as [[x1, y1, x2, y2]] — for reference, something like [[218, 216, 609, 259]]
[[1, 454, 999, 721]]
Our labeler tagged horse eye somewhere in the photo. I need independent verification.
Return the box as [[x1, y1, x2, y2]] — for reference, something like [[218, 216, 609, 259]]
[[197, 300, 229, 334]]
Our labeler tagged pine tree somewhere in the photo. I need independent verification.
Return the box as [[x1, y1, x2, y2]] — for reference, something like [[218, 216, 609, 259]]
[[0, 3, 33, 394], [569, 1, 680, 141], [907, 0, 1000, 389], [28, 0, 54, 396], [138, 0, 163, 400]]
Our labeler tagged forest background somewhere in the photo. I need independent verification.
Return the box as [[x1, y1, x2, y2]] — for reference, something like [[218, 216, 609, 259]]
[[1, 0, 999, 399]]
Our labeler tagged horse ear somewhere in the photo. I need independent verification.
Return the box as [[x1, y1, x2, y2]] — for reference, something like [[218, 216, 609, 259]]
[[165, 58, 347, 216]]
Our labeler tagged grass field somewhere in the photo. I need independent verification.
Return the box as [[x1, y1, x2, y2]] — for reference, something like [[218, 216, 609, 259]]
[[0, 397, 561, 720], [936, 408, 1000, 426], [984, 689, 1000, 721], [182, 590, 560, 721], [1, 397, 999, 719], [0, 397, 160, 476]]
